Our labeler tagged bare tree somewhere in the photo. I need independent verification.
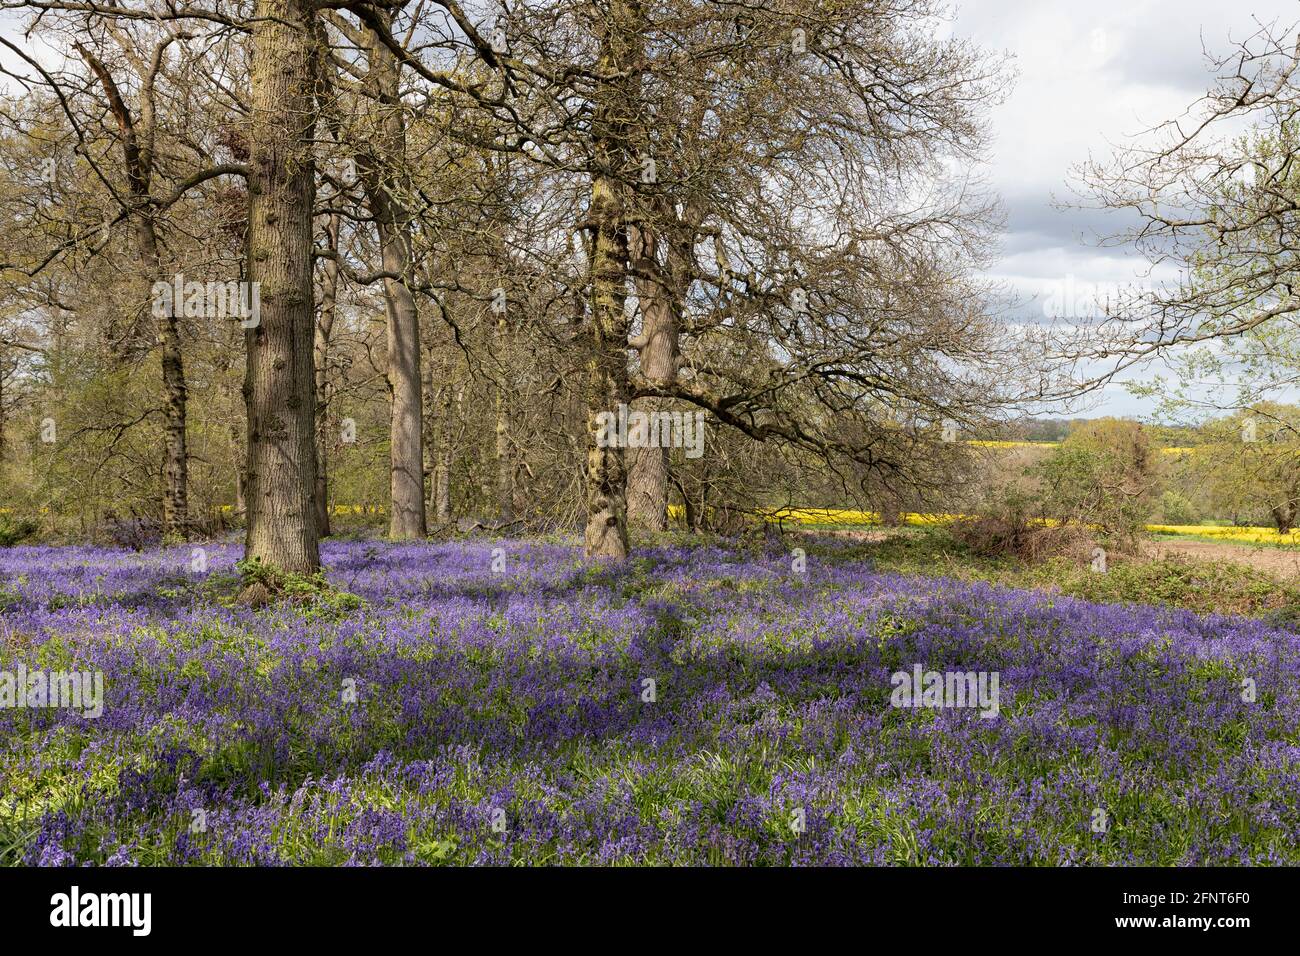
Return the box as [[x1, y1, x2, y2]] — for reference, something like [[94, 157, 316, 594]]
[[1072, 21, 1300, 410], [75, 35, 193, 538], [351, 15, 428, 539]]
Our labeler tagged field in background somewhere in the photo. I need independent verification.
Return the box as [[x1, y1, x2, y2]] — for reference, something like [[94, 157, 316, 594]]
[[791, 526, 1299, 620], [693, 507, 1300, 551]]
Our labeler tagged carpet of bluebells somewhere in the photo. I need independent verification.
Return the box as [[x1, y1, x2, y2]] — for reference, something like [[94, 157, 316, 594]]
[[1, 536, 1298, 866]]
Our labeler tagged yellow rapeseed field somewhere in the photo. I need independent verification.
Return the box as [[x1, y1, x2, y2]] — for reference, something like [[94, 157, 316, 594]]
[[1146, 524, 1300, 545], [963, 440, 1196, 456], [8, 502, 1290, 546], [666, 505, 1299, 544]]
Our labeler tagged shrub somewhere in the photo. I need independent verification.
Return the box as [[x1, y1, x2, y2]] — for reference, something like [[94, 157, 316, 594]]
[[234, 557, 364, 618], [952, 489, 1097, 562], [1158, 490, 1199, 525], [102, 515, 162, 551], [0, 515, 38, 547], [1035, 418, 1161, 545]]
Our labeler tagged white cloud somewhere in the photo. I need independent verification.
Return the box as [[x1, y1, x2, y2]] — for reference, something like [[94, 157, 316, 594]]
[[954, 0, 1300, 417]]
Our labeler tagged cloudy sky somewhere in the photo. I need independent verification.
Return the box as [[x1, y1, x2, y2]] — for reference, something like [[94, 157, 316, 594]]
[[950, 0, 1300, 417]]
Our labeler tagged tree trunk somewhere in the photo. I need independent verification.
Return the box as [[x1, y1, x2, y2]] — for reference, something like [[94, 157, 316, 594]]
[[434, 384, 455, 523], [1271, 501, 1297, 535], [0, 356, 7, 463], [383, 259, 426, 538], [360, 25, 426, 541], [243, 0, 321, 575], [880, 488, 904, 527], [138, 217, 189, 541], [137, 212, 189, 540], [584, 179, 631, 559], [314, 214, 340, 538], [627, 225, 680, 531], [494, 311, 515, 522], [158, 275, 189, 539], [422, 349, 435, 520], [228, 388, 247, 519], [582, 0, 641, 560]]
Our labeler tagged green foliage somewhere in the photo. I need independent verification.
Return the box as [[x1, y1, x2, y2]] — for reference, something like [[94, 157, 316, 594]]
[[1036, 418, 1161, 544], [1157, 490, 1199, 525], [234, 557, 365, 620], [1192, 405, 1300, 531], [0, 514, 38, 547]]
